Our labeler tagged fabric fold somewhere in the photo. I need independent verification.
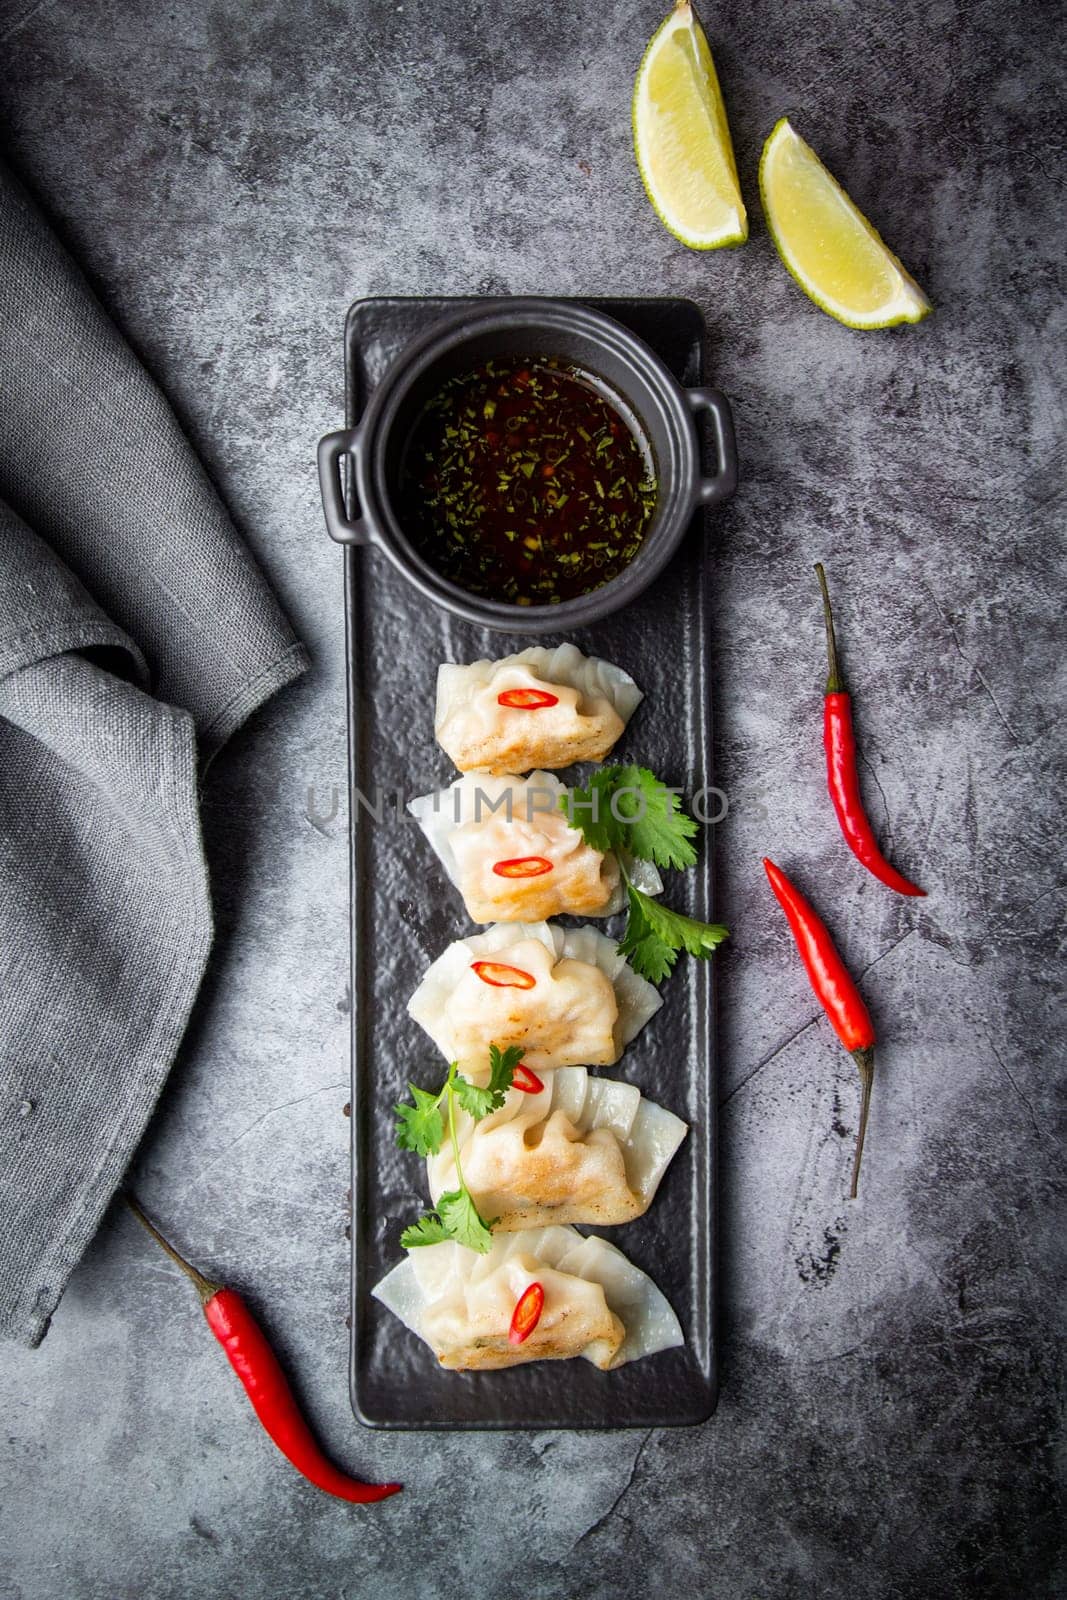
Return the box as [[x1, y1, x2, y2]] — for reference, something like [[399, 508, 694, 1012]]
[[0, 160, 309, 1343], [0, 157, 309, 751], [0, 648, 211, 1346]]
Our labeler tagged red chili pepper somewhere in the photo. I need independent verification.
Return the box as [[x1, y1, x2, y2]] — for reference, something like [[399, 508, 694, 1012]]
[[492, 855, 554, 879], [497, 687, 559, 710], [763, 859, 875, 1199], [508, 1282, 545, 1344], [511, 1062, 544, 1094], [815, 564, 926, 897], [470, 959, 536, 989], [125, 1196, 400, 1504]]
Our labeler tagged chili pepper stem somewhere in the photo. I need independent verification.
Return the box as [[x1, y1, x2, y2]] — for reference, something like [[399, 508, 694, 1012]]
[[814, 563, 844, 695], [849, 1048, 874, 1199], [125, 1193, 221, 1304]]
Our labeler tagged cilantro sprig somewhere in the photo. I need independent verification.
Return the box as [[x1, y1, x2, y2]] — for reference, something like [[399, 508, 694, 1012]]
[[560, 764, 729, 982], [396, 1044, 522, 1253], [618, 883, 729, 980], [563, 764, 700, 869]]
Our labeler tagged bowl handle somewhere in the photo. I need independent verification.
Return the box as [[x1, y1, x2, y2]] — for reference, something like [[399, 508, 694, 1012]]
[[685, 388, 738, 508], [317, 427, 372, 545]]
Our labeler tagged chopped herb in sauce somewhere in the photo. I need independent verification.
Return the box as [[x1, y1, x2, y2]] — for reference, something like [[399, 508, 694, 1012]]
[[397, 357, 657, 605]]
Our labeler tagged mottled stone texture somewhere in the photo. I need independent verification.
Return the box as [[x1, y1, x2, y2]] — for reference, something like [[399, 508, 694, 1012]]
[[0, 0, 1062, 1595]]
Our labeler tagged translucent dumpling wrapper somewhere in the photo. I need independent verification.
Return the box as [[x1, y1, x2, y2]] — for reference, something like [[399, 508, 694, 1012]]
[[427, 1065, 687, 1230], [372, 1224, 684, 1371], [408, 771, 662, 923], [407, 921, 662, 1072], [435, 644, 642, 775]]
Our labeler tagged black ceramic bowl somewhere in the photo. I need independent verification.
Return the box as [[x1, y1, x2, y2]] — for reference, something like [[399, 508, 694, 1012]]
[[318, 297, 737, 633]]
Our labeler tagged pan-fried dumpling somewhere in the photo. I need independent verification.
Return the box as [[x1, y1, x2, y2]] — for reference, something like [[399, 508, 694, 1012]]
[[427, 1066, 687, 1229], [408, 771, 662, 923], [435, 644, 642, 774], [372, 1225, 683, 1371], [407, 921, 662, 1072]]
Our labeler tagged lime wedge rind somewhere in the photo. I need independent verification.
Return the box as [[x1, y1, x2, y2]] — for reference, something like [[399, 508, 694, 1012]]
[[759, 117, 932, 330], [633, 2, 748, 251]]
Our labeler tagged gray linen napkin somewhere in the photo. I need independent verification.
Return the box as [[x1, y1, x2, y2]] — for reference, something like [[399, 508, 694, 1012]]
[[0, 161, 309, 1344]]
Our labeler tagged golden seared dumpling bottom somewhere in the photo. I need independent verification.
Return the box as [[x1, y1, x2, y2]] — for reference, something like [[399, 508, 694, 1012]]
[[426, 1068, 689, 1233], [408, 923, 664, 1075], [444, 940, 620, 1071], [451, 809, 620, 922], [408, 772, 655, 926], [449, 1114, 642, 1230], [433, 645, 642, 776], [424, 1257, 626, 1371], [443, 689, 626, 775]]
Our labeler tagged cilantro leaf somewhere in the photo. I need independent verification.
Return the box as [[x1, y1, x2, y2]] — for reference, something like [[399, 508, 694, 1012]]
[[614, 765, 699, 870], [436, 1188, 495, 1252], [645, 898, 730, 959], [400, 1191, 496, 1253], [487, 1043, 523, 1101], [452, 1074, 497, 1120], [617, 896, 679, 982], [400, 1212, 452, 1248], [452, 1044, 523, 1121], [560, 764, 698, 869], [394, 1084, 445, 1156], [619, 885, 729, 982], [559, 764, 723, 981], [559, 767, 627, 854]]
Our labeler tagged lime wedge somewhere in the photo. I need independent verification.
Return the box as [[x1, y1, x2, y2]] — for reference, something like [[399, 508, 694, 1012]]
[[632, 1, 747, 250], [759, 117, 932, 328]]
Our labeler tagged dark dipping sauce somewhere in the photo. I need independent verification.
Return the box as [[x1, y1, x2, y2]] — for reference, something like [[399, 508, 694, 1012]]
[[397, 357, 657, 605]]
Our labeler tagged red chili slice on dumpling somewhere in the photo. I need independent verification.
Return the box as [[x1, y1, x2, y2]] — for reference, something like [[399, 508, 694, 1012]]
[[508, 1282, 545, 1345], [491, 856, 554, 879], [497, 688, 560, 710], [470, 960, 536, 990]]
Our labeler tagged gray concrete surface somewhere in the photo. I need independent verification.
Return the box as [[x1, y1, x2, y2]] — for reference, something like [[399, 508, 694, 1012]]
[[0, 0, 1063, 1595]]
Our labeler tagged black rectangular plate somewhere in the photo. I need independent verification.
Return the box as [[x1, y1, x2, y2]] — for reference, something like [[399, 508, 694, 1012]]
[[344, 296, 719, 1429]]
